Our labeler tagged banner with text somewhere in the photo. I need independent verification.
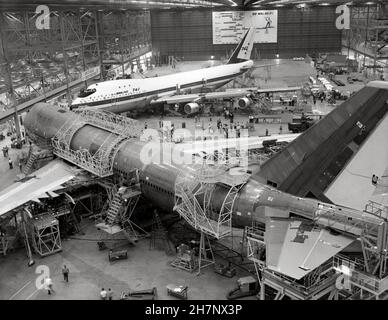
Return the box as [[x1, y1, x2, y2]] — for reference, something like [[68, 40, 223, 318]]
[[212, 10, 278, 44]]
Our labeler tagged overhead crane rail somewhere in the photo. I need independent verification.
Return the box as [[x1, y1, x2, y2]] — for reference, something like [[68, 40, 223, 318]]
[[52, 109, 142, 177]]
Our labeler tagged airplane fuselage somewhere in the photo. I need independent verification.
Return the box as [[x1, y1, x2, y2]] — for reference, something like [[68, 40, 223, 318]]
[[25, 104, 369, 232], [71, 60, 254, 113]]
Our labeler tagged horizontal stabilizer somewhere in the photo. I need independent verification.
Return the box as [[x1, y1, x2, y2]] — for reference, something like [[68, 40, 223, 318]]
[[265, 218, 354, 280]]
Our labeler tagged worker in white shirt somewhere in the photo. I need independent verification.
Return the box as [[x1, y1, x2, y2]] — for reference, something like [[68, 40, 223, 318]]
[[45, 277, 54, 295], [100, 288, 107, 300]]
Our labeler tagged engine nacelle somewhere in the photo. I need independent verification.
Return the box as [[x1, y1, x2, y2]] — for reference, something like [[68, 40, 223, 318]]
[[238, 97, 252, 109], [184, 102, 200, 114]]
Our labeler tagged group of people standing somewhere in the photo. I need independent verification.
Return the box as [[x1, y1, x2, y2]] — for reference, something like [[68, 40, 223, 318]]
[[100, 287, 114, 300], [42, 265, 115, 300], [43, 265, 69, 296]]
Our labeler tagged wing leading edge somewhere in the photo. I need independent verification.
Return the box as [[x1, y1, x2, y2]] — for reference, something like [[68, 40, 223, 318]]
[[0, 159, 79, 217]]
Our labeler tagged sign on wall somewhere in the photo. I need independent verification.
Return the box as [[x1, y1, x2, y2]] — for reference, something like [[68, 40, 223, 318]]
[[212, 10, 278, 44]]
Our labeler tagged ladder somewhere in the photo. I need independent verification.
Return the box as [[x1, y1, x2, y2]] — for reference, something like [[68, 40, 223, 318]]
[[23, 152, 37, 175], [106, 192, 123, 225], [150, 211, 174, 255], [96, 184, 147, 249]]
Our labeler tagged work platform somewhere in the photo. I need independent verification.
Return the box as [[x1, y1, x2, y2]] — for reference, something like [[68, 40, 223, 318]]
[[52, 109, 141, 177], [244, 198, 388, 300], [174, 163, 250, 274]]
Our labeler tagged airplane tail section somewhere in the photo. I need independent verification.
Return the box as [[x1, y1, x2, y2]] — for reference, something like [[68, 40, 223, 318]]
[[227, 27, 255, 64], [252, 81, 388, 211], [265, 216, 353, 280]]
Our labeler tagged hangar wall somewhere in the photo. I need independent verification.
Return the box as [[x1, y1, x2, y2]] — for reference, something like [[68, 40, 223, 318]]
[[151, 7, 341, 60]]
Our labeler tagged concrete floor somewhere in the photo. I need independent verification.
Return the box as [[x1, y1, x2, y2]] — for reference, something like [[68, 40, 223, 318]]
[[0, 222, 252, 300], [0, 134, 30, 192], [0, 59, 369, 300]]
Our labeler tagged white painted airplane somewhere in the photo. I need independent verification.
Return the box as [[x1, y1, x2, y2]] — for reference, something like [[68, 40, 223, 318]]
[[71, 28, 300, 115]]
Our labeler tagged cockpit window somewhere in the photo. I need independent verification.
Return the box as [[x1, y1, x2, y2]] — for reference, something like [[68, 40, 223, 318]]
[[78, 88, 96, 98]]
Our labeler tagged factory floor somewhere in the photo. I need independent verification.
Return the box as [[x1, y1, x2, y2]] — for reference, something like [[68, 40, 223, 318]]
[[0, 220, 253, 300], [0, 134, 30, 192], [0, 59, 368, 300]]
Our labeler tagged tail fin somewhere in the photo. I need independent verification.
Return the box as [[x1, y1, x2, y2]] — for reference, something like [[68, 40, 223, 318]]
[[252, 81, 388, 211], [227, 27, 255, 64]]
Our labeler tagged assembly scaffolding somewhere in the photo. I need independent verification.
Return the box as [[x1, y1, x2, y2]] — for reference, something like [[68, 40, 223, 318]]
[[174, 159, 250, 274], [342, 3, 388, 77], [244, 200, 388, 300], [52, 109, 142, 177]]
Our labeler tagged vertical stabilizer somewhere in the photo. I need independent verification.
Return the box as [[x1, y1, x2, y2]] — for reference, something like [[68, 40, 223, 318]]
[[227, 27, 255, 64], [252, 81, 388, 211]]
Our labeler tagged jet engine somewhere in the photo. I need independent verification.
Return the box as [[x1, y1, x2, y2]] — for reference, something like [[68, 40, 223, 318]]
[[238, 97, 252, 109], [184, 102, 200, 114]]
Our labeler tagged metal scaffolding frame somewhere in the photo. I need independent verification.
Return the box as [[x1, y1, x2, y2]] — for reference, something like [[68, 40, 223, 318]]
[[243, 198, 388, 300], [96, 175, 148, 249], [245, 225, 340, 300], [52, 109, 141, 177], [0, 9, 102, 104], [342, 3, 388, 76], [174, 163, 250, 274], [98, 10, 152, 78], [0, 6, 152, 139], [30, 214, 62, 257]]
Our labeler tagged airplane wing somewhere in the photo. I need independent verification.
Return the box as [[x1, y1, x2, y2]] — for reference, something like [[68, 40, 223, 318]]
[[0, 159, 79, 218], [150, 87, 301, 106], [255, 86, 302, 94], [180, 134, 300, 155], [265, 217, 354, 280]]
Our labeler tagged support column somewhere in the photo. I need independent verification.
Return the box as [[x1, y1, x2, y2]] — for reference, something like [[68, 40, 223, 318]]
[[0, 12, 21, 143], [260, 280, 265, 300], [21, 211, 35, 266], [59, 11, 71, 105], [94, 10, 104, 81], [78, 11, 87, 88], [196, 231, 215, 275]]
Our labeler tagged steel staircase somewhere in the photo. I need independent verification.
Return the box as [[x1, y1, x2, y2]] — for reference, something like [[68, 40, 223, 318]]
[[23, 153, 37, 175], [106, 192, 124, 225]]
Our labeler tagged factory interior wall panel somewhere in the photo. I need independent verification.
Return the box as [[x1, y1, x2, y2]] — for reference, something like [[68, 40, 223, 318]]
[[151, 7, 341, 60]]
